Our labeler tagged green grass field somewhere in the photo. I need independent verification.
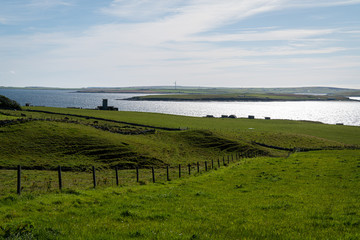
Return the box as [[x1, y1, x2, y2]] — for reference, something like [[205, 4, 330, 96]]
[[1, 150, 359, 239], [0, 112, 18, 120], [0, 107, 359, 239], [1, 107, 359, 171], [21, 107, 360, 145]]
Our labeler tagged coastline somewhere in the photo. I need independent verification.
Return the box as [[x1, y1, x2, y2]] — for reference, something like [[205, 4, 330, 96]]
[[123, 95, 356, 102]]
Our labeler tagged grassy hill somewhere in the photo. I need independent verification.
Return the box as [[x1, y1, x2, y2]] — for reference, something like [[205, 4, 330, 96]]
[[0, 120, 269, 171], [0, 108, 276, 171], [1, 107, 358, 171], [0, 120, 166, 170], [0, 107, 359, 239]]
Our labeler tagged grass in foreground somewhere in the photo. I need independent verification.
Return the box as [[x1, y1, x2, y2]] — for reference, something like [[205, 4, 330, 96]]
[[0, 163, 212, 196], [1, 150, 359, 239]]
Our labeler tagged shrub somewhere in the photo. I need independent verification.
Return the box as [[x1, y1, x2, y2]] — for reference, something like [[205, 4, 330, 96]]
[[0, 95, 21, 110]]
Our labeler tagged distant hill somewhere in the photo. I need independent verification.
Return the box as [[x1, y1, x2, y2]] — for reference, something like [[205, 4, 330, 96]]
[[76, 86, 360, 96], [1, 86, 359, 96]]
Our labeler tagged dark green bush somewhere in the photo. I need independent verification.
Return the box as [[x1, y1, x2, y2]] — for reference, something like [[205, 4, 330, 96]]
[[0, 95, 21, 110]]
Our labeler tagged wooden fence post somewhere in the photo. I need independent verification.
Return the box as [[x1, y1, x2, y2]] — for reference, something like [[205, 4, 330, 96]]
[[152, 167, 155, 183], [197, 162, 200, 173], [211, 159, 214, 169], [179, 164, 181, 178], [136, 167, 139, 183], [166, 165, 170, 181], [17, 165, 21, 195], [92, 166, 96, 188], [115, 167, 119, 186], [205, 161, 208, 171], [58, 165, 62, 190], [218, 158, 220, 168]]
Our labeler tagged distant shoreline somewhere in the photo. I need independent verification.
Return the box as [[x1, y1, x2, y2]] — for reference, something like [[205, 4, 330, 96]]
[[2, 86, 359, 99], [124, 98, 358, 102], [76, 90, 169, 94], [124, 94, 357, 102]]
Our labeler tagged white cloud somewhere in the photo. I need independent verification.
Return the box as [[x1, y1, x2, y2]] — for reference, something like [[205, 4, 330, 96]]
[[285, 0, 360, 8], [27, 0, 73, 8], [98, 0, 285, 43], [101, 0, 185, 21], [189, 29, 337, 42], [0, 17, 8, 24], [288, 56, 360, 69]]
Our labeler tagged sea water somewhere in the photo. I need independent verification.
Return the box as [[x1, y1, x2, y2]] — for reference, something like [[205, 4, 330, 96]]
[[1, 89, 359, 126]]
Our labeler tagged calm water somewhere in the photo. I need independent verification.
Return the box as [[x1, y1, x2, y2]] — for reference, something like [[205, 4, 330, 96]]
[[1, 89, 359, 126]]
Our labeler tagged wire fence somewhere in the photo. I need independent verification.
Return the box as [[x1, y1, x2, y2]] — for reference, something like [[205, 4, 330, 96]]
[[5, 153, 246, 195]]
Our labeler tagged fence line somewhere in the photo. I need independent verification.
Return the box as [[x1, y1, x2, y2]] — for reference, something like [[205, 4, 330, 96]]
[[13, 153, 248, 195]]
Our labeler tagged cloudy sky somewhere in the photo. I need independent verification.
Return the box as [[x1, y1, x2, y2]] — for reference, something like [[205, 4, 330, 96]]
[[1, 0, 360, 88]]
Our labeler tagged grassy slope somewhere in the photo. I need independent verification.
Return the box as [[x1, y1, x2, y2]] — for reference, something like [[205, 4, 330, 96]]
[[1, 107, 360, 239], [0, 107, 358, 170], [0, 120, 267, 170], [1, 107, 358, 171], [25, 107, 360, 146], [0, 121, 166, 170], [1, 150, 359, 239]]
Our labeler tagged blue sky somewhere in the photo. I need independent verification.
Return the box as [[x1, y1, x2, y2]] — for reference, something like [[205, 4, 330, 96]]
[[1, 0, 360, 88]]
